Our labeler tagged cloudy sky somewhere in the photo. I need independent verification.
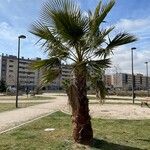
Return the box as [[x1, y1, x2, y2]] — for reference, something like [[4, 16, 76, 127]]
[[0, 0, 150, 75]]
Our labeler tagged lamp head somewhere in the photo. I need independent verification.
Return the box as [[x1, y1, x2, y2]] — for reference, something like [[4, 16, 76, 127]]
[[18, 35, 26, 39], [131, 47, 136, 50]]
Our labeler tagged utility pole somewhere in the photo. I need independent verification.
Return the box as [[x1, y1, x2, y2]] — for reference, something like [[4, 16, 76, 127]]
[[145, 62, 149, 97], [16, 35, 26, 108], [131, 47, 136, 104]]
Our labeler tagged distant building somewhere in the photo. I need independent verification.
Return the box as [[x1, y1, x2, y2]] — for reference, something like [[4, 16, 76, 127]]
[[1, 53, 150, 91], [0, 54, 41, 90], [111, 73, 150, 90], [46, 64, 73, 90], [0, 54, 74, 91], [104, 75, 112, 88]]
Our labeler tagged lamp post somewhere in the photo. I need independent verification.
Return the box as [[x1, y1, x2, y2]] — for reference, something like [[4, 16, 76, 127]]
[[145, 62, 149, 97], [16, 35, 26, 108], [131, 47, 136, 104]]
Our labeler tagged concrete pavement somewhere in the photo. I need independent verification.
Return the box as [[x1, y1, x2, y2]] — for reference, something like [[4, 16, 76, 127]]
[[0, 96, 68, 133]]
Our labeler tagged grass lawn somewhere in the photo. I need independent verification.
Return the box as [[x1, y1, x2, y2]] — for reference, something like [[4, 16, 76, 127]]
[[0, 112, 149, 150], [0, 102, 48, 113]]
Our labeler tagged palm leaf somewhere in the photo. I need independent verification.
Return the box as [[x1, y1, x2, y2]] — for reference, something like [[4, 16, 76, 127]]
[[30, 21, 69, 59], [41, 0, 88, 45], [30, 57, 60, 70], [30, 57, 61, 84], [107, 32, 137, 49], [94, 32, 137, 58], [90, 0, 115, 35], [88, 59, 111, 71], [41, 68, 61, 84]]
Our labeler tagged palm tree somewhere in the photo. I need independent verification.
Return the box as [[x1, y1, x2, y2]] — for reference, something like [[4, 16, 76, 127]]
[[30, 0, 137, 144]]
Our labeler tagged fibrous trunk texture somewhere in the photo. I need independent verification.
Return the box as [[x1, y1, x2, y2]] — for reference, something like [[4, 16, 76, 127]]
[[71, 65, 93, 145]]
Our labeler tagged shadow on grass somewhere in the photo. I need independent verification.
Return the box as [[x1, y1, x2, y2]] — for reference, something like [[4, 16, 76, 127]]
[[90, 138, 144, 150], [137, 138, 150, 142]]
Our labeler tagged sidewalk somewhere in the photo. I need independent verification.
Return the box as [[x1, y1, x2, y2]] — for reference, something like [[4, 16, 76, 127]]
[[0, 97, 68, 133], [0, 94, 150, 133]]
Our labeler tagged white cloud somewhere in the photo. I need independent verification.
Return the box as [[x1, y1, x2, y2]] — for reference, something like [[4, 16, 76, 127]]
[[114, 17, 150, 42], [115, 18, 150, 32], [107, 46, 150, 76], [0, 22, 18, 41], [106, 17, 150, 75], [0, 21, 43, 59]]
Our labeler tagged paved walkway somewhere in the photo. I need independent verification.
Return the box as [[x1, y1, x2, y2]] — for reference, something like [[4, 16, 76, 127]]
[[0, 96, 68, 133], [0, 94, 150, 133]]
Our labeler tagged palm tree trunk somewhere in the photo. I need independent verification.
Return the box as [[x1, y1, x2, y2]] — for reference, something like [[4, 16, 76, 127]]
[[72, 64, 93, 145]]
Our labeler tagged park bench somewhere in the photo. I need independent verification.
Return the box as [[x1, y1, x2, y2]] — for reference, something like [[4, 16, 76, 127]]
[[141, 97, 150, 107]]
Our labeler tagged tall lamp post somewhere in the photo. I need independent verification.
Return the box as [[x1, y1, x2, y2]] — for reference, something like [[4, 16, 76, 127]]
[[131, 47, 136, 104], [16, 35, 26, 108], [145, 62, 149, 97]]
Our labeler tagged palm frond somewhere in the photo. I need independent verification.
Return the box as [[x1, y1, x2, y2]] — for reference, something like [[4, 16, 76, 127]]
[[95, 79, 107, 99], [107, 32, 137, 49], [30, 21, 69, 59], [41, 68, 61, 84], [94, 32, 137, 58], [94, 27, 114, 47], [87, 67, 107, 100], [30, 57, 61, 84], [90, 0, 115, 35], [30, 57, 60, 70], [41, 0, 88, 45], [88, 59, 111, 71]]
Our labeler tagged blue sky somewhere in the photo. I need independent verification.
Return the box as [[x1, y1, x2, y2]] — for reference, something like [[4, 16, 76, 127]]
[[0, 0, 150, 74]]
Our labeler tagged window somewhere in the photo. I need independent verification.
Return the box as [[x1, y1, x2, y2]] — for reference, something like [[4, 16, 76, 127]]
[[9, 60, 14, 62], [9, 70, 13, 72], [9, 65, 13, 68]]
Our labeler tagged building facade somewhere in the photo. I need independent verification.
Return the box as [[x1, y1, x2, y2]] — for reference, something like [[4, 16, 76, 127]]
[[112, 73, 150, 90], [0, 54, 41, 90], [1, 54, 150, 92], [46, 64, 73, 90], [0, 54, 73, 91]]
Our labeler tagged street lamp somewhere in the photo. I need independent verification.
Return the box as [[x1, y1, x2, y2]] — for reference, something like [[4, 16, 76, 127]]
[[16, 35, 26, 108], [131, 47, 136, 104], [145, 62, 149, 97]]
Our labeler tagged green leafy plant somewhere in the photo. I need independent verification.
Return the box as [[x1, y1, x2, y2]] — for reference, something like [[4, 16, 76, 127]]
[[0, 79, 7, 93], [30, 0, 137, 144]]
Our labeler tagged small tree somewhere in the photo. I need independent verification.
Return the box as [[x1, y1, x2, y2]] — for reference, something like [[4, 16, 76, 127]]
[[0, 79, 7, 93], [30, 0, 137, 144]]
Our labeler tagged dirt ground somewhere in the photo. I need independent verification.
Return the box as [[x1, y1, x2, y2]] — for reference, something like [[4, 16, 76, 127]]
[[0, 93, 150, 122]]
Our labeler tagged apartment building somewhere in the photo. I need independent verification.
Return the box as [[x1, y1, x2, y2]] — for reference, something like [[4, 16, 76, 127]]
[[0, 54, 41, 90], [112, 73, 127, 88], [112, 73, 150, 90], [104, 75, 112, 88], [2, 53, 149, 92], [0, 54, 74, 91], [47, 64, 73, 90]]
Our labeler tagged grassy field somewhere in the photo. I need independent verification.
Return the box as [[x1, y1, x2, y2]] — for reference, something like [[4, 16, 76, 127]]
[[0, 112, 149, 150], [0, 102, 48, 113]]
